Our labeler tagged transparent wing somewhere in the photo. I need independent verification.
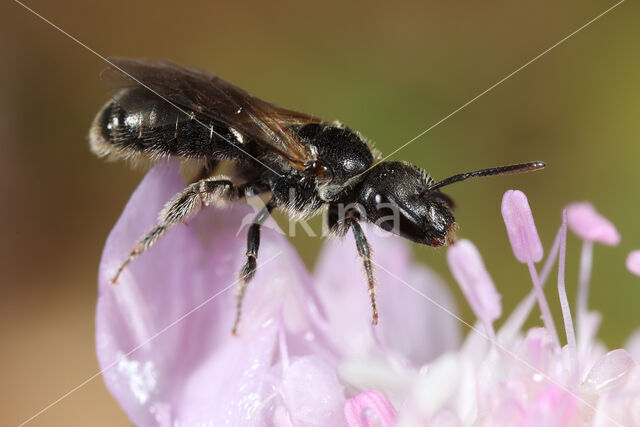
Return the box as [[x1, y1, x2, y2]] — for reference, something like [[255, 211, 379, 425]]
[[101, 57, 325, 169]]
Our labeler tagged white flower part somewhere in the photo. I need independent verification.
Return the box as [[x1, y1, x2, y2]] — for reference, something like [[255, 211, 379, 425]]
[[625, 328, 640, 363], [116, 352, 158, 405], [396, 354, 461, 426], [583, 349, 635, 394]]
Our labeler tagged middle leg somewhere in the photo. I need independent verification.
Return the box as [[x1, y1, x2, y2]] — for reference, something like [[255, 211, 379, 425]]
[[232, 198, 276, 335]]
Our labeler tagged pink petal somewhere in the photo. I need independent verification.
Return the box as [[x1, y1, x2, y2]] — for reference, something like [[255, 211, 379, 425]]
[[626, 250, 640, 276], [314, 224, 460, 366], [483, 398, 525, 426], [95, 161, 335, 425], [447, 239, 502, 324], [344, 390, 396, 427], [501, 190, 543, 263], [280, 356, 346, 425], [566, 202, 620, 246], [524, 385, 578, 427], [518, 327, 557, 378]]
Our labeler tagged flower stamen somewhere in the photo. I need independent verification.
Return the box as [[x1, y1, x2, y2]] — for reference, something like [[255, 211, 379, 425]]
[[557, 210, 578, 381], [502, 190, 558, 345]]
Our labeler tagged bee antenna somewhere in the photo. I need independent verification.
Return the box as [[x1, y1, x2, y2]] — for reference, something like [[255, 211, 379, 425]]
[[427, 161, 546, 192]]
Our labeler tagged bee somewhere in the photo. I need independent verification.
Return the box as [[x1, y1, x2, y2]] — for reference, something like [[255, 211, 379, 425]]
[[90, 58, 545, 334]]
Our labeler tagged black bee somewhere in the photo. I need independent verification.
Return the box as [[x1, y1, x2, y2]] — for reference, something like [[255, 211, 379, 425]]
[[90, 58, 545, 334]]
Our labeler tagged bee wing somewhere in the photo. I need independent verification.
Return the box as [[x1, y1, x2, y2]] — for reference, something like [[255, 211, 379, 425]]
[[101, 57, 324, 169]]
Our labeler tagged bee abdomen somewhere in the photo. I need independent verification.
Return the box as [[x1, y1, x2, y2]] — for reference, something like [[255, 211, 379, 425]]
[[89, 89, 249, 162]]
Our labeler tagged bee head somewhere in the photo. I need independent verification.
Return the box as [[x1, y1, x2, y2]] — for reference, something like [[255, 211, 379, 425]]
[[355, 161, 456, 246]]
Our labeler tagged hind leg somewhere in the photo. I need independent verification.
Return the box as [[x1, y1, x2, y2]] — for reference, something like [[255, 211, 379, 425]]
[[111, 176, 243, 283]]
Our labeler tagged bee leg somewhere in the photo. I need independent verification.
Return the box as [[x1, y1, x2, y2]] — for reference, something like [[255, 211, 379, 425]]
[[232, 199, 275, 335], [111, 176, 241, 284], [350, 221, 379, 325], [326, 204, 379, 325]]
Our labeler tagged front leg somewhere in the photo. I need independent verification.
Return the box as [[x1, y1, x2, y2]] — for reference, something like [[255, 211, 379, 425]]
[[232, 198, 276, 335], [327, 204, 379, 325]]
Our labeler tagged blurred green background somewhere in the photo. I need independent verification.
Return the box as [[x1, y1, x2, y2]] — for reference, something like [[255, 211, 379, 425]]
[[1, 0, 638, 424]]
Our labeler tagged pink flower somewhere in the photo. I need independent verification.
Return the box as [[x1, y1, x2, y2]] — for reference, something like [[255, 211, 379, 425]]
[[501, 190, 543, 263], [96, 162, 640, 426], [566, 202, 620, 246], [447, 239, 501, 329], [344, 390, 396, 427], [95, 161, 458, 425], [626, 250, 640, 276], [565, 202, 621, 364], [402, 192, 638, 426], [502, 190, 558, 344]]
